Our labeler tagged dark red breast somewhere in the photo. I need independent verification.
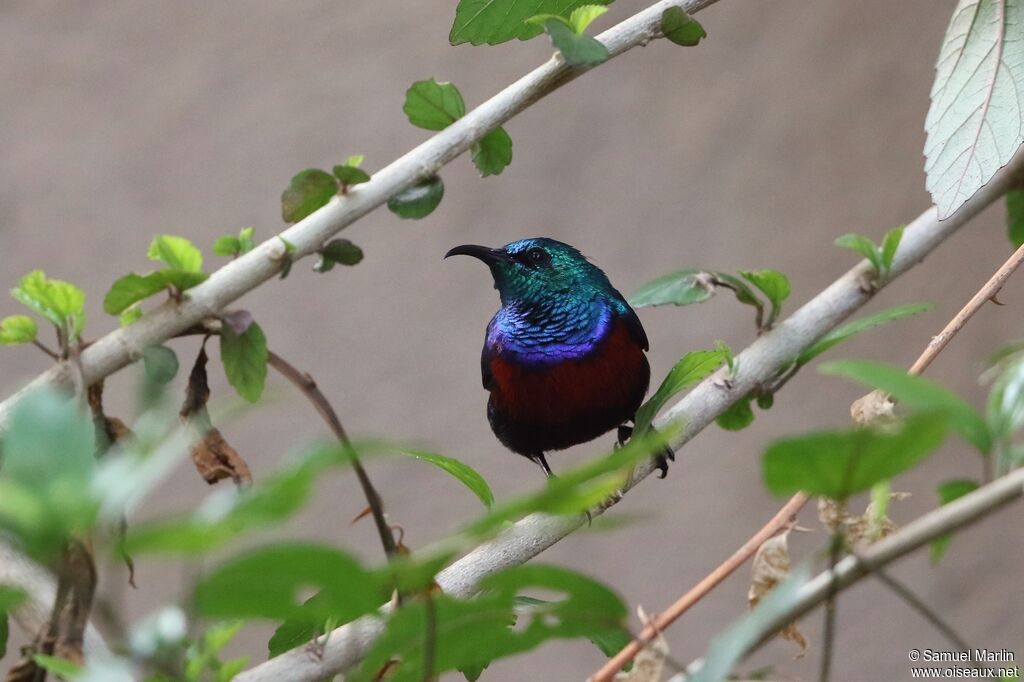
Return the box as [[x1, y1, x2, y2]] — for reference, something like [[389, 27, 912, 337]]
[[485, 318, 650, 456]]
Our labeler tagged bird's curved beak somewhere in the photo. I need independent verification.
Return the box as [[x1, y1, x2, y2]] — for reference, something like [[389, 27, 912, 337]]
[[444, 244, 510, 265]]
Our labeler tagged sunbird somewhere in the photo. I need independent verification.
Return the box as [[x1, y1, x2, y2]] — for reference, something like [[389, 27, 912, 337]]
[[445, 237, 671, 477]]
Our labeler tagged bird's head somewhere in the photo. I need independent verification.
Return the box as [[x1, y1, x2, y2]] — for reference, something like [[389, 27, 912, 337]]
[[445, 237, 611, 306]]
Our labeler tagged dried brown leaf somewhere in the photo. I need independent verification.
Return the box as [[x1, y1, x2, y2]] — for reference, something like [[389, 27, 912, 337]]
[[87, 380, 134, 454], [181, 345, 252, 486], [3, 654, 44, 682], [817, 493, 910, 546], [614, 607, 669, 682], [748, 532, 808, 659], [850, 389, 895, 427]]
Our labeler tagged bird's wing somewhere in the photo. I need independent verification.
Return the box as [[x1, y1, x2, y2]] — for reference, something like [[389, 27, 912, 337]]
[[481, 323, 495, 390], [613, 291, 650, 352]]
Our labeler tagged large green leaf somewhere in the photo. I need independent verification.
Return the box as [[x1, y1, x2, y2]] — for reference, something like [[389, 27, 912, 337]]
[[449, 0, 613, 45], [925, 0, 1024, 218], [819, 360, 991, 454], [352, 564, 626, 682], [762, 413, 948, 499], [148, 235, 203, 273], [633, 349, 727, 435], [388, 176, 445, 219], [537, 17, 609, 66], [220, 320, 268, 402], [472, 127, 514, 177], [1008, 189, 1024, 247], [195, 543, 387, 623], [661, 6, 706, 46], [629, 268, 717, 308], [796, 303, 933, 365], [103, 271, 207, 314]]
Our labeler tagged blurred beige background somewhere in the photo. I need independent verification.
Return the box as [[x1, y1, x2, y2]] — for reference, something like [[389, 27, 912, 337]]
[[2, 1, 1022, 680]]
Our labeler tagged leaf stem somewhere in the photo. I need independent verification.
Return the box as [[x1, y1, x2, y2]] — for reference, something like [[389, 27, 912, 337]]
[[31, 339, 58, 360]]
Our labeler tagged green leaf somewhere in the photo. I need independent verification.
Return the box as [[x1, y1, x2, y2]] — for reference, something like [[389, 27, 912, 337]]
[[353, 564, 626, 682], [11, 270, 86, 340], [925, 0, 1024, 218], [148, 235, 203, 273], [195, 543, 387, 622], [819, 359, 991, 454], [238, 227, 256, 253], [472, 127, 513, 177], [986, 353, 1024, 445], [33, 654, 83, 678], [281, 169, 338, 223], [629, 269, 717, 308], [930, 479, 980, 562], [344, 154, 364, 167], [142, 345, 179, 385], [660, 6, 706, 46], [119, 304, 143, 327], [0, 315, 37, 345], [797, 303, 933, 365], [0, 587, 25, 658], [220, 320, 267, 402], [1008, 190, 1024, 247], [740, 270, 790, 327], [762, 413, 948, 499], [403, 79, 466, 131], [542, 18, 609, 66], [568, 5, 608, 33], [716, 398, 755, 431], [393, 449, 495, 507], [332, 165, 371, 188], [103, 273, 168, 315], [687, 565, 811, 682], [634, 349, 727, 435], [314, 239, 364, 273], [881, 225, 904, 273], [388, 176, 444, 219], [834, 233, 882, 272], [213, 236, 241, 257], [449, 0, 612, 45]]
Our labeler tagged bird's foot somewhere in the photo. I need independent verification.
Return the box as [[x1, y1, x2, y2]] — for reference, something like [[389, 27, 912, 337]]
[[617, 424, 676, 479]]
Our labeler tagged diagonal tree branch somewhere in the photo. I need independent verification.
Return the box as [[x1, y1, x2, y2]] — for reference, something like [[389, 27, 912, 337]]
[[235, 148, 1024, 682]]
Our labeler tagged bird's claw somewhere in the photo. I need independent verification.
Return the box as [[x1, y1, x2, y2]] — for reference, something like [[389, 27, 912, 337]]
[[618, 424, 675, 478]]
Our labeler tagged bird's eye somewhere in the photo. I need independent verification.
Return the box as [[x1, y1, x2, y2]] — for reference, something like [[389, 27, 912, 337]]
[[526, 247, 548, 265]]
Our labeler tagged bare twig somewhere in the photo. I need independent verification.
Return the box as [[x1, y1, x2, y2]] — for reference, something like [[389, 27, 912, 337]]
[[909, 242, 1024, 375], [266, 350, 398, 558], [590, 493, 808, 681], [31, 339, 57, 361], [868, 564, 973, 656]]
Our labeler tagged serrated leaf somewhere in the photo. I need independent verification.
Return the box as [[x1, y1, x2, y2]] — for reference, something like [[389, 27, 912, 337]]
[[450, 0, 613, 45], [740, 270, 790, 327], [393, 449, 495, 507], [925, 0, 1024, 218], [472, 127, 513, 177], [220, 320, 268, 403], [1007, 189, 1024, 247], [634, 349, 727, 435], [797, 303, 933, 365], [388, 176, 444, 219], [820, 359, 992, 454], [281, 169, 338, 223], [0, 315, 37, 345], [103, 271, 207, 315], [629, 269, 717, 307], [148, 235, 203, 273], [661, 6, 706, 46], [763, 413, 948, 499], [716, 398, 755, 431], [403, 79, 465, 131], [930, 479, 980, 562], [568, 5, 608, 33], [195, 543, 387, 622], [11, 270, 86, 340], [835, 233, 882, 272], [543, 18, 609, 66], [881, 225, 904, 273]]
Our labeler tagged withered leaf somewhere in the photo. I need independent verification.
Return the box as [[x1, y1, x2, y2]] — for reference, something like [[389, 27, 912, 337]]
[[87, 381, 134, 455], [747, 532, 808, 659], [181, 345, 252, 486], [614, 606, 668, 682]]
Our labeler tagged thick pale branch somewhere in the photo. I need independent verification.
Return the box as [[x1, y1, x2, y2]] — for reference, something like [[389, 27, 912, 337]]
[[236, 147, 1024, 682]]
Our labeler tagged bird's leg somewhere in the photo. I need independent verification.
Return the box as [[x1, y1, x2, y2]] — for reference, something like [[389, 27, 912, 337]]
[[528, 451, 554, 478], [617, 423, 676, 479]]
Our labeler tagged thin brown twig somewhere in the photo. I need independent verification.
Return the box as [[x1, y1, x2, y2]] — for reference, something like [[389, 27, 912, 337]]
[[31, 339, 58, 360], [908, 242, 1024, 376], [266, 350, 398, 558], [589, 492, 809, 682]]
